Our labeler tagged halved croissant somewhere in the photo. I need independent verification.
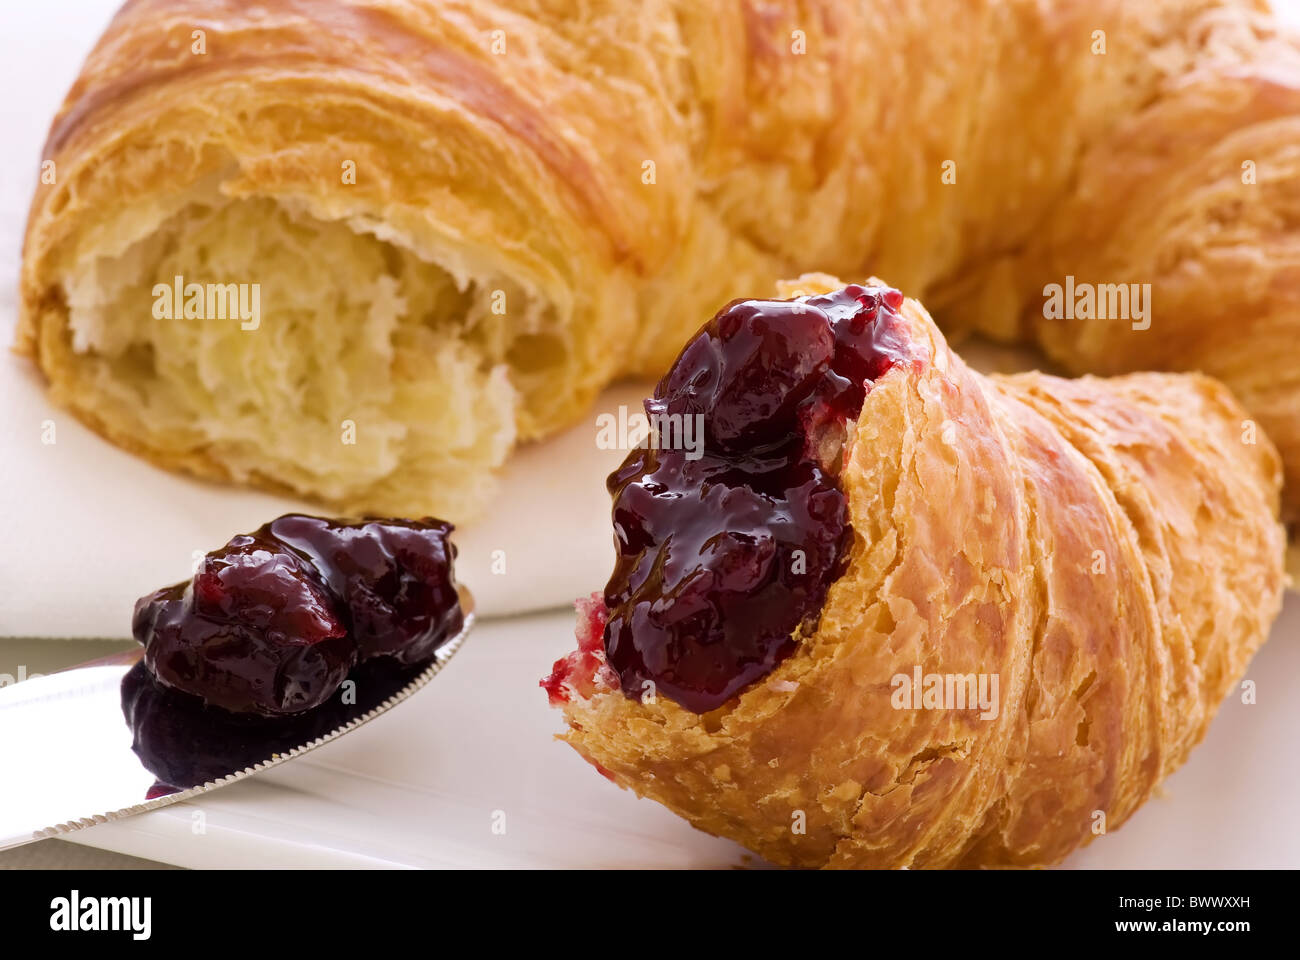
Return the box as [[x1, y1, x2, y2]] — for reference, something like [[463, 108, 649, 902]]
[[547, 276, 1286, 868], [19, 0, 1300, 522]]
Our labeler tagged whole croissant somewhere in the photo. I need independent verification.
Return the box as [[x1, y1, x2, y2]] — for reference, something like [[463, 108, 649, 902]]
[[18, 0, 1300, 523], [546, 276, 1286, 868]]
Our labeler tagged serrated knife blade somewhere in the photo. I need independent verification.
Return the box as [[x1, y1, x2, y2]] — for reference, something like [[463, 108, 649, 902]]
[[0, 586, 475, 851]]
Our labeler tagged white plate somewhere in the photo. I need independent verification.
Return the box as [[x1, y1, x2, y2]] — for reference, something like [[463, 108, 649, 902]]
[[60, 595, 1300, 869], [61, 609, 757, 869]]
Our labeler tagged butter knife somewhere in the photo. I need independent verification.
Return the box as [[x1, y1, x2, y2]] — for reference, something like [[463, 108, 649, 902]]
[[0, 586, 474, 851]]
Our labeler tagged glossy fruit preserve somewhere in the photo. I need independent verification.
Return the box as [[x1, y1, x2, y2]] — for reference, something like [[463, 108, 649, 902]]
[[545, 284, 912, 712], [133, 515, 462, 716]]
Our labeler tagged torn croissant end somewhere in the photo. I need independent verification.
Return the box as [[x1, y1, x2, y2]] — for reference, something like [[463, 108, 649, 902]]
[[547, 274, 1287, 869]]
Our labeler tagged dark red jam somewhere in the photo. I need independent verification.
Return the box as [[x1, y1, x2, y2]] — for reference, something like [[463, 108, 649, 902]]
[[133, 515, 462, 717], [122, 654, 433, 790], [592, 284, 911, 713]]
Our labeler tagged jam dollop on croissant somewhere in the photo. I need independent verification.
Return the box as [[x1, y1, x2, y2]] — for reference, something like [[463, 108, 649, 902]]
[[546, 277, 1286, 869], [134, 515, 462, 716], [547, 285, 912, 712]]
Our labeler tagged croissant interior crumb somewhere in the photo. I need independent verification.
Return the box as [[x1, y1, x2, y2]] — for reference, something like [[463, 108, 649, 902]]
[[52, 185, 582, 517]]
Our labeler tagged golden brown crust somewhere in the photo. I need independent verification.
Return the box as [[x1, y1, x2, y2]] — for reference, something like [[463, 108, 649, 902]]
[[19, 0, 1300, 520], [556, 277, 1286, 868]]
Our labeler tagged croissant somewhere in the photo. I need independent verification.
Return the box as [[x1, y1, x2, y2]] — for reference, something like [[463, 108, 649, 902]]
[[18, 0, 1300, 524], [543, 275, 1286, 869]]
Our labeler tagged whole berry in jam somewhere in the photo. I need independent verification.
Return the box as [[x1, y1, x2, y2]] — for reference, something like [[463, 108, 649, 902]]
[[269, 515, 463, 666], [134, 535, 353, 717]]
